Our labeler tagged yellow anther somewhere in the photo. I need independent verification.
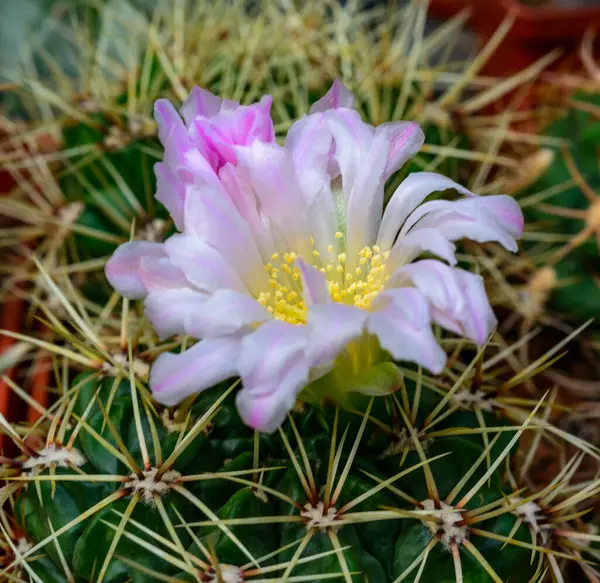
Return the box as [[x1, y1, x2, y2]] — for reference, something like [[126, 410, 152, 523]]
[[335, 231, 344, 239], [261, 242, 392, 320]]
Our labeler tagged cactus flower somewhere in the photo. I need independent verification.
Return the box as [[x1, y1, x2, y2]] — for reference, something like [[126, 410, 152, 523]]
[[106, 81, 523, 432]]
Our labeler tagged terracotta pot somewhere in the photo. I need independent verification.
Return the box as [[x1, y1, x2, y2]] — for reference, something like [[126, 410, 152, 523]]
[[0, 132, 53, 447], [429, 0, 600, 74]]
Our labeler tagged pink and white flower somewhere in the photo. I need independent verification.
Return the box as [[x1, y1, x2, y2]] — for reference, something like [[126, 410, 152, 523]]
[[106, 80, 524, 432]]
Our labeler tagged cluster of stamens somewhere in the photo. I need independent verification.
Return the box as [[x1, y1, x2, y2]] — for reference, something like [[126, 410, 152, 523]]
[[258, 251, 307, 324], [327, 241, 390, 309], [257, 233, 390, 323]]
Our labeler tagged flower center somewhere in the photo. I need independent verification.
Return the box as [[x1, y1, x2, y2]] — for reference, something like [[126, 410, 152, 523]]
[[326, 243, 390, 309], [257, 252, 307, 325], [257, 235, 390, 324]]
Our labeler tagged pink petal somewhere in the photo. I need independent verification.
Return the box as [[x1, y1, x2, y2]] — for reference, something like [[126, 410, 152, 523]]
[[324, 108, 375, 188], [144, 288, 208, 339], [218, 163, 276, 257], [394, 260, 497, 345], [309, 79, 355, 113], [183, 187, 268, 296], [403, 195, 523, 252], [306, 303, 367, 371], [150, 336, 241, 406], [325, 110, 384, 265], [284, 114, 337, 256], [368, 288, 446, 374], [154, 99, 186, 149], [380, 121, 425, 180], [234, 141, 312, 256], [154, 163, 186, 230], [296, 259, 331, 306], [184, 289, 271, 339], [236, 321, 309, 432], [164, 233, 249, 294], [344, 125, 391, 263], [105, 241, 174, 300], [377, 172, 471, 251], [180, 86, 224, 126], [387, 228, 457, 271], [139, 256, 189, 291]]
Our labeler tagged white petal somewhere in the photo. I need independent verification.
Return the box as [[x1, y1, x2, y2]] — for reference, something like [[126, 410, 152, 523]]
[[139, 256, 190, 291], [164, 233, 249, 294], [218, 163, 276, 258], [324, 109, 375, 203], [234, 141, 313, 256], [306, 303, 367, 370], [393, 260, 497, 345], [309, 79, 355, 113], [185, 289, 271, 338], [150, 337, 241, 406], [105, 241, 172, 300], [180, 86, 223, 126], [183, 187, 269, 295], [285, 114, 337, 257], [368, 289, 446, 374], [380, 121, 425, 180], [236, 321, 309, 432], [297, 259, 331, 306], [144, 288, 208, 340], [402, 196, 523, 251], [386, 228, 457, 272], [377, 172, 471, 251], [344, 125, 391, 264]]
